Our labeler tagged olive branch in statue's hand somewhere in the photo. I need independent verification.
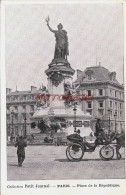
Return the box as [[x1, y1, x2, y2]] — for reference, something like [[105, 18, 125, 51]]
[[45, 16, 50, 25]]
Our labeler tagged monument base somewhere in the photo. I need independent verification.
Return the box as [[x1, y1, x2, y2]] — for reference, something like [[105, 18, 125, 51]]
[[32, 106, 92, 137]]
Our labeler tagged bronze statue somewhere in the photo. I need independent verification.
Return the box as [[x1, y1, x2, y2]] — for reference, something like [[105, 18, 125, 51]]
[[45, 16, 69, 60]]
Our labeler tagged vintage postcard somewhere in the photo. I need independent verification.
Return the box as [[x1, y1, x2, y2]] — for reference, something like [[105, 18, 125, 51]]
[[1, 1, 126, 195]]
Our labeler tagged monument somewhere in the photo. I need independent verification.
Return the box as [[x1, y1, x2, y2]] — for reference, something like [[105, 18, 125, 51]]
[[32, 17, 92, 137]]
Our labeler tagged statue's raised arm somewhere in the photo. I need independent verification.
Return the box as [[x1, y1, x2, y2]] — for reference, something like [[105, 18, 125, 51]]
[[45, 16, 56, 33], [47, 22, 56, 33]]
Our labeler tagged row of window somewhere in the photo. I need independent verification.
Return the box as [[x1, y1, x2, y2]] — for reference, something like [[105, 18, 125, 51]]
[[7, 105, 35, 113], [87, 101, 103, 109], [87, 89, 103, 96], [7, 113, 34, 121], [110, 89, 123, 99], [6, 95, 36, 102], [110, 101, 123, 109], [85, 89, 123, 99], [87, 100, 123, 110], [86, 109, 123, 118]]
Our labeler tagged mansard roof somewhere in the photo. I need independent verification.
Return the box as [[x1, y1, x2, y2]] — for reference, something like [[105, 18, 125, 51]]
[[74, 65, 121, 85]]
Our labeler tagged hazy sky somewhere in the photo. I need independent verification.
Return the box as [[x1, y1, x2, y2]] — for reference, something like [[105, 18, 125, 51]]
[[5, 3, 124, 91]]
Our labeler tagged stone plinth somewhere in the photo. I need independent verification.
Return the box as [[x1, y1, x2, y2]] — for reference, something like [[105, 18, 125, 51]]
[[32, 58, 92, 137], [45, 59, 75, 108]]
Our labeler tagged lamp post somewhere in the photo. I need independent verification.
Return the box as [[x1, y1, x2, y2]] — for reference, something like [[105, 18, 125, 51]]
[[107, 108, 111, 136], [73, 102, 77, 132], [11, 110, 15, 138], [24, 115, 27, 138], [114, 112, 117, 132]]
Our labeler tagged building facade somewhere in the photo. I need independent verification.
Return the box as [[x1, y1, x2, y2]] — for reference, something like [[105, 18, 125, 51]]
[[6, 86, 47, 138], [74, 65, 124, 132]]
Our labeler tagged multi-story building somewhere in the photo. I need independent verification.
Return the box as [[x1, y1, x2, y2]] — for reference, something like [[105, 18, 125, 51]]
[[6, 85, 47, 138], [74, 64, 124, 132]]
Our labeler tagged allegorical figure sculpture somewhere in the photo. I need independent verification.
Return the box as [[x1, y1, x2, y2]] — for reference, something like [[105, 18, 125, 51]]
[[46, 16, 69, 60]]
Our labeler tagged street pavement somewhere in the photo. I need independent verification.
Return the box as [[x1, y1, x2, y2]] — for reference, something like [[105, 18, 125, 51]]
[[7, 145, 125, 180]]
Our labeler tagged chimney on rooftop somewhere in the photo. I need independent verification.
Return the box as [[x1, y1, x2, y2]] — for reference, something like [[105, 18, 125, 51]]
[[6, 88, 12, 95], [31, 86, 37, 92]]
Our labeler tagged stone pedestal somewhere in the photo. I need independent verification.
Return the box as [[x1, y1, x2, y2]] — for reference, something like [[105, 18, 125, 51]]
[[32, 58, 92, 137], [45, 58, 75, 108]]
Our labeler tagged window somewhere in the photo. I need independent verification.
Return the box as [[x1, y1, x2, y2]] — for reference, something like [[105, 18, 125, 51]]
[[120, 111, 122, 118], [27, 95, 31, 100], [32, 96, 35, 100], [20, 96, 23, 101], [23, 96, 26, 101], [99, 89, 103, 96], [110, 100, 112, 108], [120, 103, 122, 109], [31, 105, 34, 112], [14, 106, 18, 112], [22, 105, 26, 112], [22, 113, 26, 119], [99, 102, 103, 108], [88, 75, 91, 80], [98, 109, 104, 116], [120, 92, 121, 99], [110, 89, 112, 96], [11, 96, 15, 101], [115, 102, 117, 109], [115, 110, 118, 118], [87, 102, 92, 109], [87, 90, 91, 96], [7, 106, 10, 111], [15, 96, 18, 101], [115, 91, 117, 97], [15, 114, 18, 120], [7, 115, 10, 121]]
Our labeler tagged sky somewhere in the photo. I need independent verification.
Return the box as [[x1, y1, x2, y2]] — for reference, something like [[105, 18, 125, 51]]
[[5, 3, 124, 91]]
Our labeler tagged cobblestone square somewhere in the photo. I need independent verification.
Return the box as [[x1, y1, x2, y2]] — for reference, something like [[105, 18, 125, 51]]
[[7, 145, 125, 180]]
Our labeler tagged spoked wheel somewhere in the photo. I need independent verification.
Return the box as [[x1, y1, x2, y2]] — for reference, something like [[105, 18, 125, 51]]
[[99, 145, 114, 161], [66, 143, 84, 162]]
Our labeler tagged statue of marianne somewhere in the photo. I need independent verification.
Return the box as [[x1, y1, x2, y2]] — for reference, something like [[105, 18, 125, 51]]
[[46, 16, 69, 60]]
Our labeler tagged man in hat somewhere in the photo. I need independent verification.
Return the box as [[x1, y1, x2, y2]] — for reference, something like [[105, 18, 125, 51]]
[[95, 119, 110, 144], [75, 129, 83, 142], [15, 136, 27, 167], [95, 118, 103, 136]]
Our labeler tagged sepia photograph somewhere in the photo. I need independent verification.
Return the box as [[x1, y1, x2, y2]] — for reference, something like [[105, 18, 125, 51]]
[[3, 2, 125, 182]]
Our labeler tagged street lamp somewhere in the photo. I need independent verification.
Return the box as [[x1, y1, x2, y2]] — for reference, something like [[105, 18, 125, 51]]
[[73, 102, 77, 132], [11, 110, 15, 138], [107, 108, 111, 135], [24, 115, 27, 138], [114, 112, 117, 132]]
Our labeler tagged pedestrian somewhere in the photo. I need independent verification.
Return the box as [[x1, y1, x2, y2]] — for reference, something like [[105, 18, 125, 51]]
[[16, 134, 19, 142], [15, 136, 27, 167]]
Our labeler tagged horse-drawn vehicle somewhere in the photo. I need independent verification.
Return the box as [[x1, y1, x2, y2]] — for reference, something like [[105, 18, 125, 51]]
[[66, 131, 125, 161]]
